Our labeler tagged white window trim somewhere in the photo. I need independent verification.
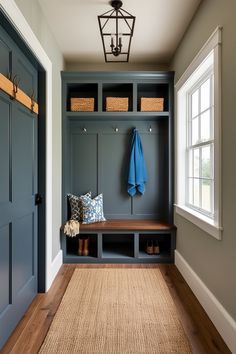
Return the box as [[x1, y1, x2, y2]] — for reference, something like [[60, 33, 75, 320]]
[[175, 27, 223, 240]]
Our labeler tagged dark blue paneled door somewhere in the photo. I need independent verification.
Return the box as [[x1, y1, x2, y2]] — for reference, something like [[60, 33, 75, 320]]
[[0, 25, 38, 349]]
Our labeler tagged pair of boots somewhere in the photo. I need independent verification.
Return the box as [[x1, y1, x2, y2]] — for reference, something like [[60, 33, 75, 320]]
[[146, 240, 160, 255], [78, 236, 89, 256]]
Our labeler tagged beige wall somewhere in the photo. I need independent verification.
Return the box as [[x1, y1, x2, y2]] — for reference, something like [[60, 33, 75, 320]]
[[15, 0, 64, 260], [171, 0, 236, 321]]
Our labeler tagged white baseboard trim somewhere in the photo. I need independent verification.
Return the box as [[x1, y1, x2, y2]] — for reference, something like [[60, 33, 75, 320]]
[[46, 250, 63, 292], [175, 250, 236, 353]]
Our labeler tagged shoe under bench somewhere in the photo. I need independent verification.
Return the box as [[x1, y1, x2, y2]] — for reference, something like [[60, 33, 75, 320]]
[[62, 220, 176, 264]]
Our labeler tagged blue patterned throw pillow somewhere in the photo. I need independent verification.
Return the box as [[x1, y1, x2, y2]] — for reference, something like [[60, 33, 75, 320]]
[[68, 192, 91, 221], [81, 193, 106, 224]]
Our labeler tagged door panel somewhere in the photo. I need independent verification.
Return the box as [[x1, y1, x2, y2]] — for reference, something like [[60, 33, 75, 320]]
[[0, 36, 38, 348], [132, 133, 162, 217], [71, 133, 98, 196], [12, 105, 35, 200], [100, 133, 131, 217], [0, 32, 12, 76], [12, 213, 35, 296], [132, 124, 169, 220], [0, 97, 38, 349], [0, 224, 11, 315], [0, 22, 38, 99], [0, 95, 10, 203], [12, 51, 38, 99]]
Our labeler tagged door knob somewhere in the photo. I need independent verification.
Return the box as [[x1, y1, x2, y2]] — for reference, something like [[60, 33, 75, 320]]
[[35, 193, 43, 205]]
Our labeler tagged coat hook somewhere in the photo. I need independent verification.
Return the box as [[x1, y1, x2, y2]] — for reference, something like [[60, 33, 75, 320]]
[[7, 72, 12, 81], [115, 127, 119, 132], [30, 89, 35, 113], [11, 75, 19, 100], [149, 126, 152, 133], [16, 76, 21, 88], [83, 127, 87, 132]]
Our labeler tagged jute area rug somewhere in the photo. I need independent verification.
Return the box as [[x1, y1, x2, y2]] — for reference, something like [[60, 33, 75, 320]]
[[39, 268, 192, 354]]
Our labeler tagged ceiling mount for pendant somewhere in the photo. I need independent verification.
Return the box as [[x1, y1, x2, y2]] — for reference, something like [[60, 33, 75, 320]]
[[98, 1, 136, 62], [110, 0, 123, 10]]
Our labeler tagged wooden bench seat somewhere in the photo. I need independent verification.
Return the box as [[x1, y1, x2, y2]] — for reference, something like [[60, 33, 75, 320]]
[[80, 219, 176, 232], [64, 220, 176, 264]]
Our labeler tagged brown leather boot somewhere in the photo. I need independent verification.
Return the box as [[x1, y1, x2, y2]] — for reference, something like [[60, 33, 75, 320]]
[[78, 237, 83, 256], [146, 240, 153, 255], [83, 237, 89, 256], [153, 240, 160, 255]]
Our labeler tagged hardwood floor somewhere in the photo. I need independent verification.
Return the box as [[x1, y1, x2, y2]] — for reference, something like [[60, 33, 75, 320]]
[[2, 264, 231, 354]]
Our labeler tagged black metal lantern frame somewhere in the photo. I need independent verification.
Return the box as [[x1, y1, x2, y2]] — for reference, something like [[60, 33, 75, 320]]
[[98, 0, 135, 62]]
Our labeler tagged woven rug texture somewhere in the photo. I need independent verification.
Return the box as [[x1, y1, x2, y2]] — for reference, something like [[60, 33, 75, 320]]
[[39, 268, 192, 354]]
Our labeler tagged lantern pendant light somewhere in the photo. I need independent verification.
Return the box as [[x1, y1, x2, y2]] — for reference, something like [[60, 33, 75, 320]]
[[98, 0, 136, 62]]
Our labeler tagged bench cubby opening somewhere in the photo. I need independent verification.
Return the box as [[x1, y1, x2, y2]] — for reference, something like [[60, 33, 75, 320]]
[[102, 234, 134, 259], [66, 233, 98, 258], [139, 233, 172, 260]]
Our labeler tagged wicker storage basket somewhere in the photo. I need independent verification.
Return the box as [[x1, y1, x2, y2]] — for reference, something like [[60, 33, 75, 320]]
[[70, 98, 95, 112], [140, 97, 164, 112], [106, 97, 129, 112]]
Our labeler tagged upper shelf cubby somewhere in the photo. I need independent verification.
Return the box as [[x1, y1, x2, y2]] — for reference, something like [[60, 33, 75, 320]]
[[67, 83, 98, 112], [102, 83, 133, 112], [62, 71, 174, 115], [137, 83, 169, 112]]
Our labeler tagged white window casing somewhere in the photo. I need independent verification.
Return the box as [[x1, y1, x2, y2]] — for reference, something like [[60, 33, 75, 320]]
[[175, 27, 223, 240]]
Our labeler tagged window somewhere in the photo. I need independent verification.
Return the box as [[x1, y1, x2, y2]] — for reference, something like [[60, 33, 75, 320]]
[[187, 70, 214, 217], [175, 27, 222, 239]]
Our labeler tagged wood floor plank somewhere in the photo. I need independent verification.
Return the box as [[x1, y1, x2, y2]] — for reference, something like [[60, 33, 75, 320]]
[[2, 264, 231, 354], [2, 265, 76, 354], [10, 308, 50, 354], [1, 295, 44, 354], [160, 265, 231, 354]]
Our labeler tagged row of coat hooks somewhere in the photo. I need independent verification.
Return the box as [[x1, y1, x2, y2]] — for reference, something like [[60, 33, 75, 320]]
[[82, 126, 153, 133], [0, 73, 39, 115]]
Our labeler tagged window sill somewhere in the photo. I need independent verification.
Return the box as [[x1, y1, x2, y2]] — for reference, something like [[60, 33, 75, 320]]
[[174, 204, 222, 240]]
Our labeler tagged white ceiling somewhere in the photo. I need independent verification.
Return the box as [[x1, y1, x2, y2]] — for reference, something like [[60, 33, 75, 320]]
[[39, 0, 201, 65]]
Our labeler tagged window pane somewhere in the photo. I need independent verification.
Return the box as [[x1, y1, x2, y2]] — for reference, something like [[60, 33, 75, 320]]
[[188, 150, 193, 177], [193, 179, 200, 207], [200, 78, 210, 112], [192, 117, 199, 145], [193, 149, 200, 177], [188, 178, 193, 204], [191, 90, 199, 118], [200, 110, 211, 141], [201, 179, 211, 212], [201, 145, 211, 178]]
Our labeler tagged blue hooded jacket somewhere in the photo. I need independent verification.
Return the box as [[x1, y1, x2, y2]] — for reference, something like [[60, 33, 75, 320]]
[[127, 128, 147, 196]]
